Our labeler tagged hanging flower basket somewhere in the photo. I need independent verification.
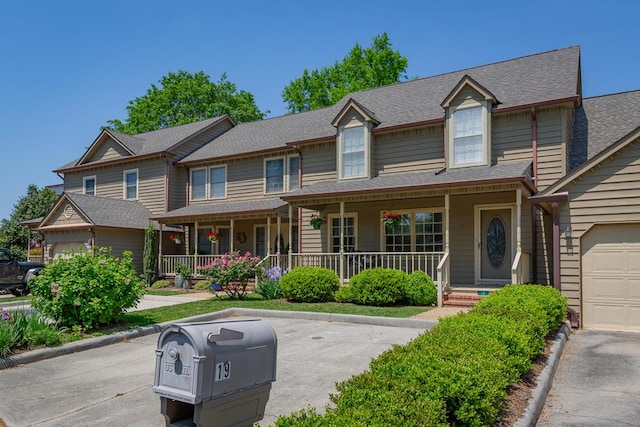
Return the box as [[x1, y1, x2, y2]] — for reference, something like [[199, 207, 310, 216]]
[[381, 212, 401, 230], [310, 213, 326, 230], [169, 233, 183, 245], [207, 231, 220, 243]]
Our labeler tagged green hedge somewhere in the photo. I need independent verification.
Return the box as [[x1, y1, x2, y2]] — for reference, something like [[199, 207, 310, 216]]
[[275, 284, 568, 426], [279, 267, 340, 303], [347, 268, 407, 306]]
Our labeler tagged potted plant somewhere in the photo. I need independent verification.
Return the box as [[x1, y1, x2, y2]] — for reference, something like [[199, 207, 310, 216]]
[[169, 233, 183, 245], [206, 231, 220, 243], [310, 213, 326, 230], [174, 262, 192, 288], [381, 211, 402, 230]]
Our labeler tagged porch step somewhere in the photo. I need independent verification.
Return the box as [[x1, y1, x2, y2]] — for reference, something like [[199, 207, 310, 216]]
[[443, 288, 498, 307]]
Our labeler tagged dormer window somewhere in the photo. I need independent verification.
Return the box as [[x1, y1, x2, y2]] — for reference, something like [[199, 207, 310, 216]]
[[441, 75, 497, 169], [341, 126, 366, 178], [452, 106, 484, 166]]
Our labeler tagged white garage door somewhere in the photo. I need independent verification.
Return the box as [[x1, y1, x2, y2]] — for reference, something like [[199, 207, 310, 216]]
[[582, 224, 640, 332], [52, 243, 88, 259]]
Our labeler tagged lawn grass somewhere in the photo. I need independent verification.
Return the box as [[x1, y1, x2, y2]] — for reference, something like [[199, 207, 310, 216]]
[[80, 293, 431, 338]]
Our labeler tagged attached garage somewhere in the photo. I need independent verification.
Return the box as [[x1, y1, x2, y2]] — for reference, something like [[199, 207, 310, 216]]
[[51, 242, 89, 259], [581, 223, 640, 332]]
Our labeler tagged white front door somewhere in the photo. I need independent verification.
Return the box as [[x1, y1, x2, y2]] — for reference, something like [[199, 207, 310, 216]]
[[477, 207, 513, 284]]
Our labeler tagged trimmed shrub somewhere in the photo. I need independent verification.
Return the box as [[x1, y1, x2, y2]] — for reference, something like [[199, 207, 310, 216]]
[[334, 285, 353, 303], [275, 282, 567, 426], [151, 279, 172, 289], [279, 267, 340, 303], [475, 284, 568, 332], [30, 248, 145, 331], [348, 268, 406, 306], [404, 270, 437, 306], [192, 280, 213, 291]]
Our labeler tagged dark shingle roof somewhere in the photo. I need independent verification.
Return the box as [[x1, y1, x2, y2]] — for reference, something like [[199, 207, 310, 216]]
[[153, 199, 287, 221], [283, 160, 533, 199], [183, 46, 580, 163], [570, 90, 640, 170], [57, 116, 228, 171], [53, 193, 156, 230]]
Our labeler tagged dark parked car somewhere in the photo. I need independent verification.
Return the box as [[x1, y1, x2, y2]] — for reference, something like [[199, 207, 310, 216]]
[[0, 248, 44, 296]]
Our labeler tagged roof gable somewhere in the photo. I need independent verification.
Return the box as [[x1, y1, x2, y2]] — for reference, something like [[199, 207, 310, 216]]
[[441, 75, 498, 108], [331, 98, 380, 127]]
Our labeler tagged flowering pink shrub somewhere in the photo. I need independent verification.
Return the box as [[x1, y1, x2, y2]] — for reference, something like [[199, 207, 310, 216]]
[[197, 251, 261, 300]]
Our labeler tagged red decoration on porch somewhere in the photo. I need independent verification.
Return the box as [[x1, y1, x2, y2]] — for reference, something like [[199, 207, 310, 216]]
[[169, 233, 183, 244], [382, 211, 401, 229], [206, 231, 220, 242]]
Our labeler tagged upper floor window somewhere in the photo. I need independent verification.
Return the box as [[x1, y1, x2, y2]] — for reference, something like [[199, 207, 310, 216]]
[[340, 126, 366, 178], [83, 176, 96, 196], [191, 169, 207, 200], [264, 155, 299, 194], [123, 169, 138, 200], [191, 166, 227, 200], [450, 105, 489, 167]]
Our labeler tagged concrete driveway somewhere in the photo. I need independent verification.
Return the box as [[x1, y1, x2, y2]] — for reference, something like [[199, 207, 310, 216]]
[[537, 329, 640, 426], [0, 313, 431, 426]]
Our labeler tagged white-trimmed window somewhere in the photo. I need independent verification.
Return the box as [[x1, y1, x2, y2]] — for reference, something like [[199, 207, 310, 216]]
[[83, 176, 96, 196], [123, 169, 138, 200], [340, 125, 366, 179], [191, 165, 227, 200], [329, 214, 357, 253], [264, 155, 299, 194], [191, 168, 207, 200], [384, 210, 443, 252], [210, 166, 226, 199], [451, 106, 485, 167]]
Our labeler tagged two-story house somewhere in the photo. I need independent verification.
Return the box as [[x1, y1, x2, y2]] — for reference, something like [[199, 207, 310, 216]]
[[33, 116, 234, 271], [33, 45, 640, 331]]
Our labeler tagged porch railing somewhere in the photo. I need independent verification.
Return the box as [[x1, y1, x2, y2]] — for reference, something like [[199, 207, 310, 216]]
[[291, 251, 445, 283], [511, 252, 531, 284], [436, 252, 450, 308], [160, 252, 445, 282]]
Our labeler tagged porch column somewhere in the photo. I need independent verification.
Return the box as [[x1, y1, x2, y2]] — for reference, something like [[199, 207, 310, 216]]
[[288, 205, 293, 270], [195, 221, 199, 256], [158, 224, 163, 276], [276, 215, 282, 267], [230, 219, 235, 252], [444, 193, 450, 252], [516, 188, 522, 254], [267, 217, 272, 256], [339, 201, 345, 283]]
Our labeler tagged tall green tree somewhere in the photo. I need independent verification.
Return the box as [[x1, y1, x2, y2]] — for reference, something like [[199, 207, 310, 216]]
[[143, 223, 158, 285], [0, 184, 59, 259], [282, 32, 409, 113], [106, 71, 268, 134]]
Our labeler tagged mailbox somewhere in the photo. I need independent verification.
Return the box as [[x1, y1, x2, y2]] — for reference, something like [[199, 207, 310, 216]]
[[154, 318, 277, 427]]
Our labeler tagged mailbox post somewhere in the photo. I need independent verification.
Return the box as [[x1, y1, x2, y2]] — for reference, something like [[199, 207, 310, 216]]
[[154, 319, 277, 427]]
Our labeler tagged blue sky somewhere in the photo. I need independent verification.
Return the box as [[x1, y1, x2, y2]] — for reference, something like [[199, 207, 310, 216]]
[[1, 0, 638, 221]]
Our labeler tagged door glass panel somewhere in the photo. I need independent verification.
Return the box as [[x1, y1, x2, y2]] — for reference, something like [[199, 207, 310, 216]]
[[486, 216, 506, 268]]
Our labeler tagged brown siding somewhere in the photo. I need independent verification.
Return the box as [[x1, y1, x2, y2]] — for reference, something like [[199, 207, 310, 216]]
[[95, 229, 146, 273], [536, 108, 567, 190], [560, 138, 640, 319], [62, 158, 167, 214], [492, 112, 532, 163], [374, 126, 445, 175], [45, 203, 89, 226], [300, 142, 337, 186]]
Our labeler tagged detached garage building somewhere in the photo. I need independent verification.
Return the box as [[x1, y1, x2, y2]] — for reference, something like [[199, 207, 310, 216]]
[[534, 91, 640, 332]]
